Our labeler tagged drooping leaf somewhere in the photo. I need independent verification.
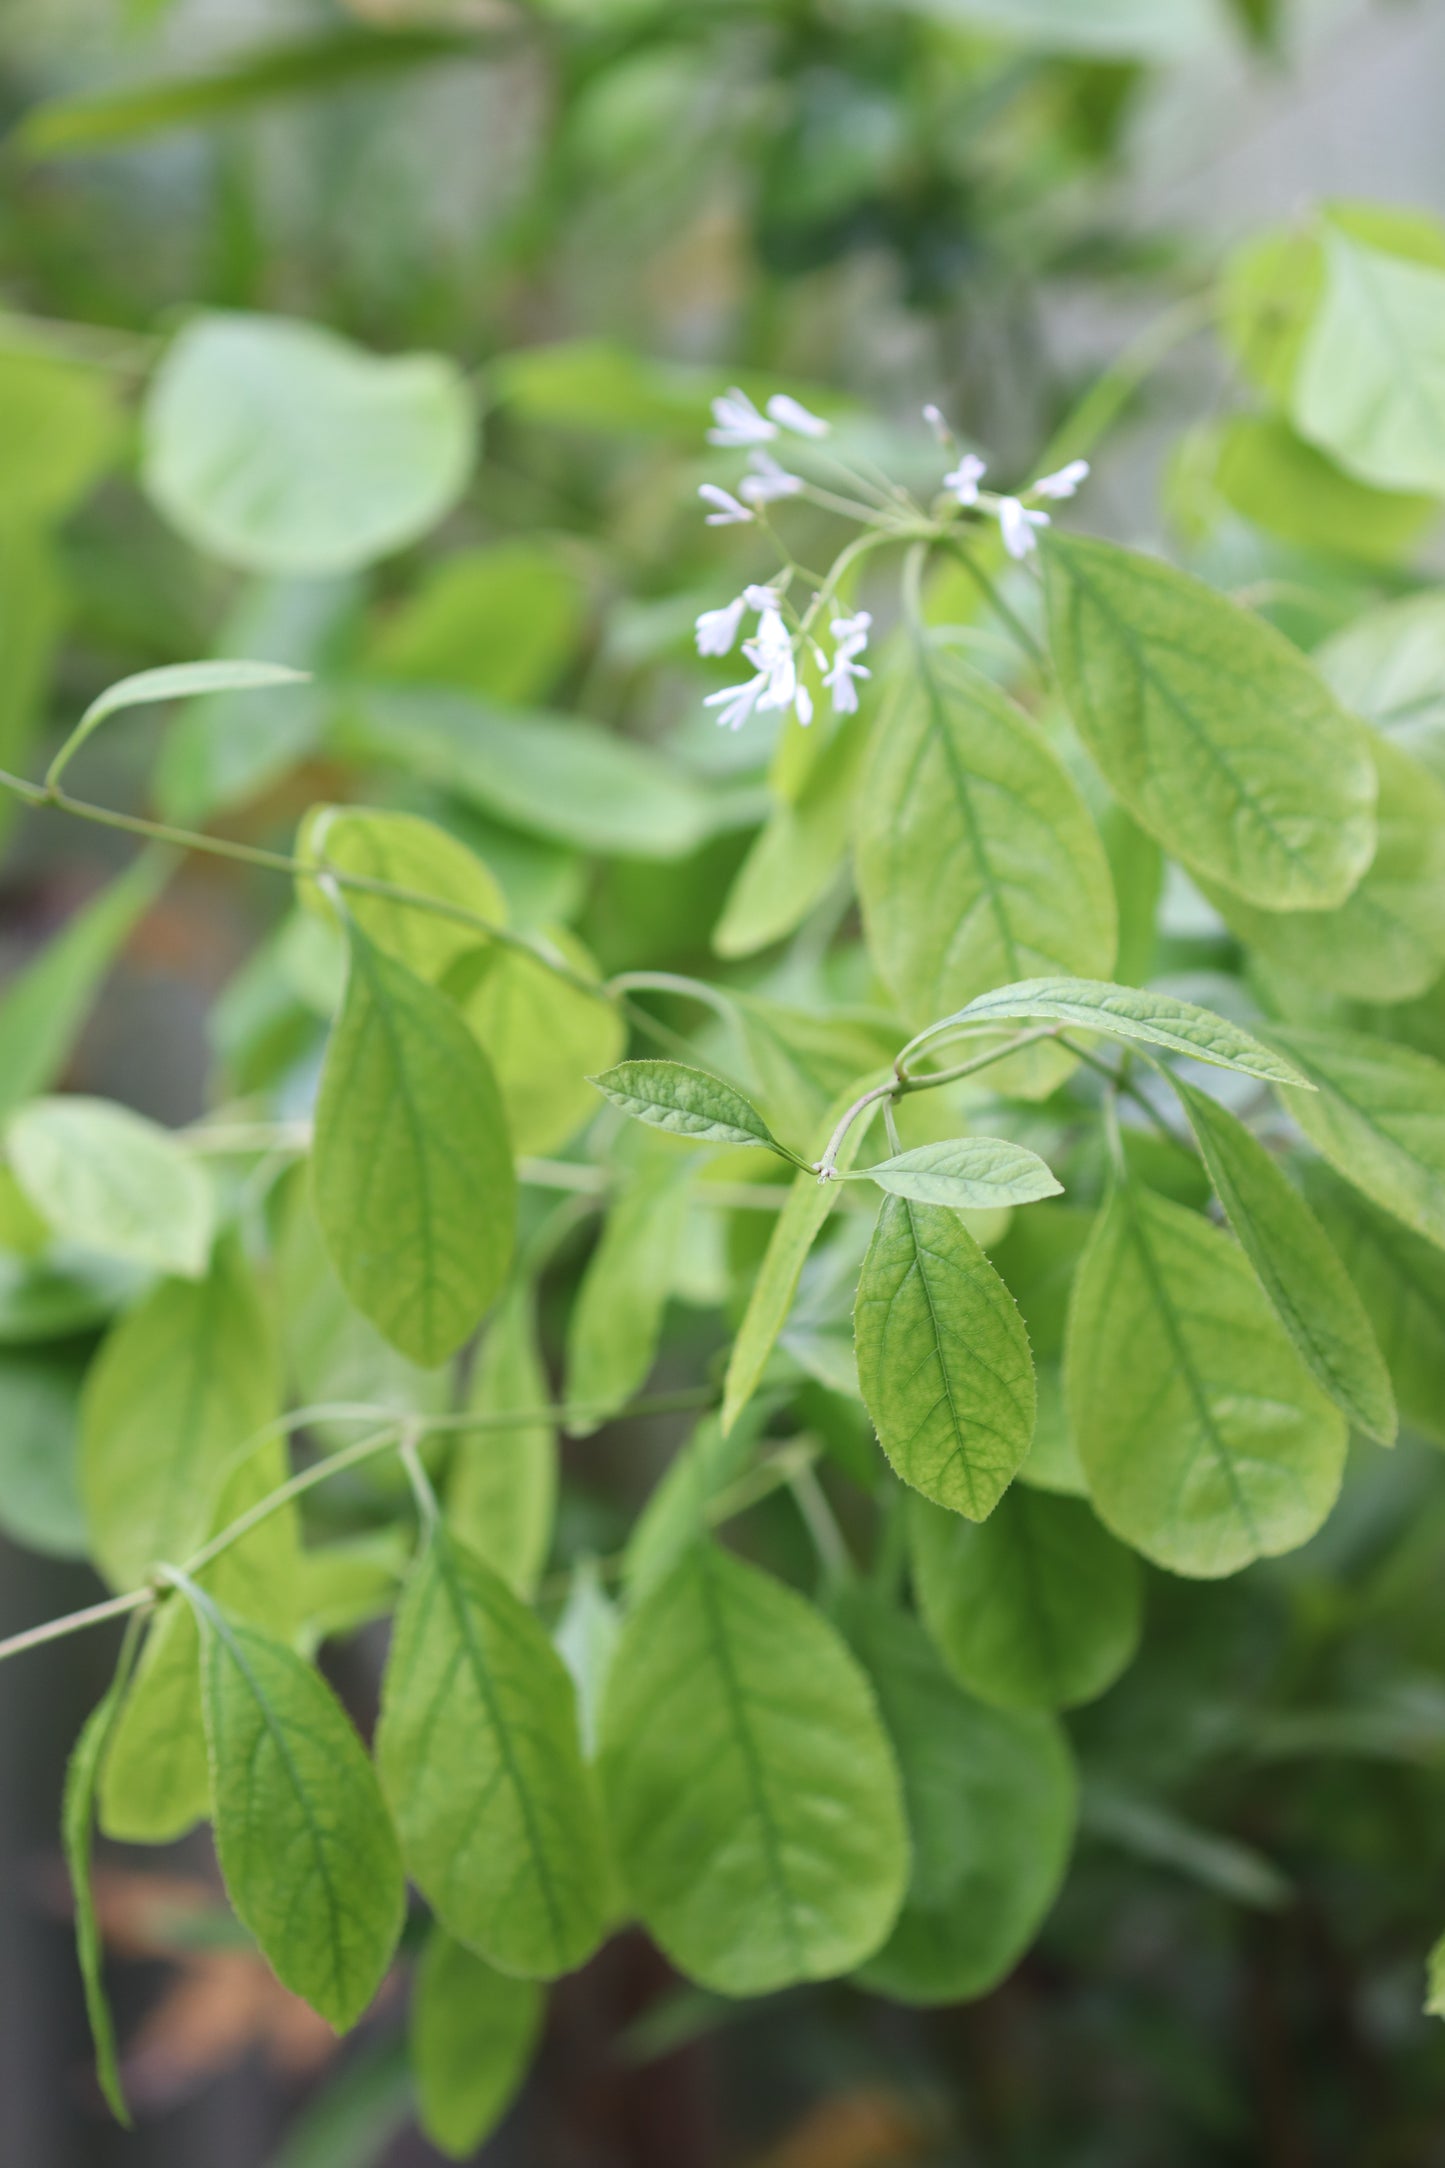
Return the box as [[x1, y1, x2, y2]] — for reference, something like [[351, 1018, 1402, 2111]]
[[411, 1929, 542, 2160], [377, 1529, 609, 1978], [564, 1160, 691, 1428], [858, 1137, 1062, 1211], [1176, 1081, 1396, 1443], [1302, 1163, 1445, 1449], [142, 312, 476, 574], [590, 1060, 788, 1154], [909, 1488, 1142, 1711], [835, 1592, 1076, 2008], [855, 649, 1116, 1026], [449, 1280, 556, 1598], [598, 1541, 908, 1995], [180, 1581, 405, 2031], [1043, 533, 1376, 909], [311, 923, 516, 1367], [297, 804, 506, 984], [54, 659, 307, 779], [1293, 226, 1445, 497], [855, 1195, 1035, 1518], [80, 1236, 280, 1591], [932, 977, 1308, 1085], [7, 1096, 214, 1278], [1269, 1026, 1445, 1250], [1065, 1176, 1347, 1577], [64, 1639, 142, 2126], [459, 933, 624, 1156]]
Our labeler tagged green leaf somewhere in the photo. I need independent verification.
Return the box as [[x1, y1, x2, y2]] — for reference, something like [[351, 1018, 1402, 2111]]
[[734, 997, 897, 1139], [0, 853, 169, 1121], [64, 1641, 142, 2126], [411, 1929, 542, 2160], [1176, 1081, 1396, 1443], [1294, 227, 1445, 496], [855, 1195, 1035, 1519], [909, 1488, 1142, 1711], [855, 650, 1116, 1026], [992, 1203, 1096, 1496], [552, 1556, 621, 1760], [7, 1096, 214, 1278], [888, 0, 1219, 59], [713, 706, 868, 958], [1043, 533, 1376, 909], [1064, 1175, 1347, 1577], [722, 1082, 881, 1436], [81, 1236, 280, 1590], [0, 526, 63, 828], [1429, 1933, 1445, 2021], [449, 1281, 556, 1598], [1206, 413, 1436, 565], [564, 1161, 691, 1428], [377, 1528, 609, 1978], [835, 1592, 1075, 2008], [366, 540, 585, 706], [1318, 589, 1445, 787], [459, 932, 623, 1156], [590, 1060, 788, 1154], [143, 312, 476, 575], [1270, 1026, 1445, 1251], [621, 1408, 763, 1602], [935, 977, 1308, 1085], [0, 347, 122, 523], [0, 1353, 85, 1556], [178, 1581, 405, 2031], [1302, 1163, 1445, 1449], [57, 659, 307, 779], [311, 923, 516, 1366], [340, 687, 706, 861], [859, 1137, 1062, 1211], [598, 1542, 907, 1995], [297, 805, 506, 984]]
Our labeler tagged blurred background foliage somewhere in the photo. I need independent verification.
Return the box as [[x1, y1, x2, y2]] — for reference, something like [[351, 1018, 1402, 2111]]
[[5, 1, 1445, 2163]]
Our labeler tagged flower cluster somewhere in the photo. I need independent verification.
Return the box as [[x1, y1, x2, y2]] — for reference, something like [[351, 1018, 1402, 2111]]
[[939, 441, 1089, 558]]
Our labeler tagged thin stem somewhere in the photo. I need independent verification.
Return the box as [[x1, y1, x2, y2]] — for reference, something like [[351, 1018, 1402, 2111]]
[[788, 1462, 853, 1584], [399, 1425, 441, 1531], [0, 1588, 155, 1667], [1058, 1035, 1197, 1156], [814, 1024, 1061, 1176], [939, 538, 1049, 671], [607, 969, 743, 1033]]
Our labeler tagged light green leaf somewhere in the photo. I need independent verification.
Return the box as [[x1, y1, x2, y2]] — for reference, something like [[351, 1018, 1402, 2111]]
[[1206, 412, 1436, 565], [7, 1096, 214, 1278], [297, 805, 506, 985], [181, 1583, 405, 2030], [590, 1060, 788, 1154], [0, 853, 169, 1121], [64, 1646, 141, 2126], [58, 659, 307, 779], [1302, 1162, 1445, 1449], [1065, 1175, 1347, 1576], [1318, 589, 1445, 787], [377, 1528, 609, 1978], [992, 1203, 1095, 1496], [855, 1194, 1035, 1518], [459, 931, 622, 1156], [859, 1137, 1062, 1211], [1177, 1081, 1396, 1443], [1269, 1026, 1445, 1251], [0, 526, 63, 828], [621, 1408, 762, 1602], [1429, 1933, 1445, 2021], [835, 1592, 1075, 2008], [1294, 227, 1445, 496], [936, 977, 1308, 1085], [0, 1354, 85, 1556], [909, 1488, 1142, 1711], [411, 1929, 542, 2160], [598, 1542, 907, 1995], [714, 707, 868, 957], [887, 0, 1220, 59], [143, 312, 476, 574], [81, 1236, 280, 1590], [0, 347, 122, 523], [855, 650, 1116, 1026], [564, 1161, 691, 1428], [312, 924, 516, 1366], [366, 539, 584, 705], [1043, 533, 1376, 909], [449, 1281, 556, 1598], [735, 997, 897, 1139]]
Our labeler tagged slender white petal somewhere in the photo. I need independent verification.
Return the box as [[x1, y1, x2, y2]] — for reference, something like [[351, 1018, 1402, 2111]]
[[739, 451, 805, 504], [694, 595, 748, 657], [943, 452, 987, 507], [998, 497, 1049, 559], [698, 483, 754, 526], [766, 393, 831, 439], [1032, 458, 1090, 501], [829, 609, 872, 653], [794, 683, 814, 727], [707, 388, 776, 448], [704, 674, 767, 730]]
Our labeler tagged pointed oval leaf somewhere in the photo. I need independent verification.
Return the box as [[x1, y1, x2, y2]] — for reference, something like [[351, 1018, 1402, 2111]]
[[855, 1195, 1035, 1519], [590, 1060, 786, 1154], [377, 1529, 609, 1979], [856, 649, 1116, 1026], [64, 659, 307, 769], [411, 1929, 543, 2161], [598, 1542, 907, 1996], [8, 1096, 214, 1278], [1303, 1163, 1445, 1447], [461, 932, 623, 1156], [1269, 1025, 1445, 1252], [64, 1655, 140, 2126], [860, 1137, 1063, 1211], [835, 1592, 1075, 2007], [1065, 1177, 1348, 1577], [909, 1488, 1142, 1712], [935, 977, 1307, 1085], [311, 924, 517, 1366], [182, 1588, 405, 2031], [1043, 532, 1376, 909], [297, 804, 507, 984], [449, 1280, 556, 1598], [1177, 1081, 1396, 1443]]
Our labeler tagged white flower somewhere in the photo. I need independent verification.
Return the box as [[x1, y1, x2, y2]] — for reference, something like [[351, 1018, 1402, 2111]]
[[708, 388, 776, 448], [746, 606, 798, 713], [823, 610, 872, 713], [766, 393, 831, 439], [794, 683, 814, 726], [1031, 458, 1090, 501], [739, 451, 804, 505], [698, 483, 754, 526], [943, 453, 987, 507], [998, 497, 1049, 560], [695, 594, 748, 656], [830, 609, 871, 653], [923, 402, 952, 445], [704, 674, 767, 731]]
